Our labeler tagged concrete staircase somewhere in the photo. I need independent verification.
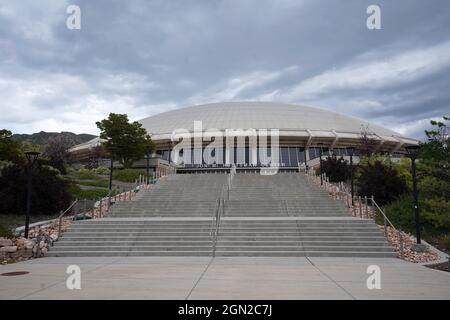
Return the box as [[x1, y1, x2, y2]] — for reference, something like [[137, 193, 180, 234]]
[[49, 172, 394, 257], [49, 219, 213, 256], [108, 174, 226, 217], [215, 219, 392, 257]]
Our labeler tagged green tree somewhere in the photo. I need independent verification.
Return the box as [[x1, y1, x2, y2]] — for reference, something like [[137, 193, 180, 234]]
[[421, 116, 449, 162], [0, 162, 72, 216], [385, 194, 450, 239], [321, 155, 351, 182], [96, 113, 155, 168], [0, 129, 22, 161], [356, 156, 407, 205]]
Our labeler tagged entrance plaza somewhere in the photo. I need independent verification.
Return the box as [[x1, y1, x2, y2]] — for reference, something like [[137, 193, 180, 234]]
[[1, 256, 449, 300], [3, 102, 448, 300]]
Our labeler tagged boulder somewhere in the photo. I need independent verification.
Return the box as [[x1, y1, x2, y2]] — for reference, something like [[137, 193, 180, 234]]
[[0, 246, 18, 253], [15, 238, 26, 248], [0, 238, 13, 247], [24, 240, 35, 250]]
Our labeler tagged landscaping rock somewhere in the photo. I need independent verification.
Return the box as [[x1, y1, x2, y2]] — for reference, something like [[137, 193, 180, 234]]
[[24, 239, 35, 250], [0, 246, 17, 253], [0, 238, 13, 247]]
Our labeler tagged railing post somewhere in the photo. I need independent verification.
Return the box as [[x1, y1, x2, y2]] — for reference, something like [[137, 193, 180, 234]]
[[58, 210, 63, 238], [83, 198, 87, 219], [353, 196, 356, 216], [35, 229, 42, 258], [364, 196, 368, 218], [359, 196, 362, 218], [383, 207, 387, 237], [398, 230, 404, 258], [99, 198, 103, 218], [370, 195, 375, 220]]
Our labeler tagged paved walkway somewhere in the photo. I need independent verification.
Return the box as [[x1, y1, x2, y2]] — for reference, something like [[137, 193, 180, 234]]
[[0, 257, 449, 299]]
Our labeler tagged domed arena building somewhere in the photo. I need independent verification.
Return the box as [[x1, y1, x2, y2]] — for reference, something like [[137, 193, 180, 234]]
[[70, 101, 419, 173], [60, 101, 421, 259]]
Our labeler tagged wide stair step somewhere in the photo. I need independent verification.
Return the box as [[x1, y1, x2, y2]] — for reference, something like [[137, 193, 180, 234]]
[[50, 172, 394, 258]]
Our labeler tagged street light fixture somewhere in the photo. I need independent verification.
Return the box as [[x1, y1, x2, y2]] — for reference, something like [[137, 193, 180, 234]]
[[405, 144, 423, 248], [347, 147, 355, 206], [318, 143, 324, 185], [108, 156, 114, 191], [145, 147, 152, 185], [24, 151, 40, 238]]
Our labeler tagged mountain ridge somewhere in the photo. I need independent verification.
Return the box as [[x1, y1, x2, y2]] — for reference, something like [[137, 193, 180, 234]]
[[12, 131, 97, 147]]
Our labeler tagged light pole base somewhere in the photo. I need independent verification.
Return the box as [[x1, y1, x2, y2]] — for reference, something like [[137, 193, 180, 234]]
[[412, 243, 428, 253]]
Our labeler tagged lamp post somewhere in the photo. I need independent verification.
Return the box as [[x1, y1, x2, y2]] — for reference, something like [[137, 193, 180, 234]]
[[145, 148, 151, 185], [348, 147, 355, 206], [108, 156, 114, 191], [405, 144, 423, 248], [303, 147, 308, 172], [318, 143, 324, 185], [24, 151, 40, 238]]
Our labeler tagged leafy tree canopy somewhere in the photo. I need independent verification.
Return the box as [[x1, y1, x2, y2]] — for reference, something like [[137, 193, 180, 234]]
[[0, 129, 22, 161], [0, 162, 72, 216], [321, 155, 351, 182], [96, 113, 155, 168], [356, 156, 407, 205], [420, 116, 449, 162]]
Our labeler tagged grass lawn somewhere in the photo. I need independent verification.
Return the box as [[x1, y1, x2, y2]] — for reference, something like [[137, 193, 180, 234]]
[[77, 179, 110, 188]]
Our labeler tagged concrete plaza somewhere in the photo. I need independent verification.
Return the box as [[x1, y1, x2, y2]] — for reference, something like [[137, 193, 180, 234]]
[[0, 256, 449, 299]]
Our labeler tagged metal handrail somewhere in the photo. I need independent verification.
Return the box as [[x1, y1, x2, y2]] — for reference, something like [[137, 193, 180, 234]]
[[370, 197, 405, 258], [211, 174, 230, 256], [284, 199, 290, 216], [56, 187, 121, 238], [371, 199, 396, 231], [313, 171, 405, 257], [57, 199, 79, 237], [210, 198, 220, 237], [211, 197, 222, 257]]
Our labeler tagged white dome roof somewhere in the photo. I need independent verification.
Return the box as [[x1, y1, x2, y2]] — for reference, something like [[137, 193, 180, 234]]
[[139, 102, 408, 140]]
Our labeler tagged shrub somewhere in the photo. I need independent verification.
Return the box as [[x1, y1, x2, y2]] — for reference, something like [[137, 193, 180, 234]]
[[320, 155, 351, 182], [0, 163, 72, 216], [112, 169, 146, 183], [73, 169, 100, 180], [0, 224, 15, 239], [385, 195, 450, 238], [94, 166, 110, 175], [356, 157, 407, 205], [442, 235, 450, 251]]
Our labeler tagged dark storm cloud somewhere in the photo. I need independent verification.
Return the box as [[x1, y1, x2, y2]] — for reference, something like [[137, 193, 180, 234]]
[[0, 0, 449, 138]]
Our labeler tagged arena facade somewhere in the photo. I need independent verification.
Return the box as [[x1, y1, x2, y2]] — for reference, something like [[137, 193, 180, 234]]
[[70, 102, 419, 172]]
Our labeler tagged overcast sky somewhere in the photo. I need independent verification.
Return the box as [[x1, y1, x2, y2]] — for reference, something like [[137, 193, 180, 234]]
[[1, 0, 449, 140]]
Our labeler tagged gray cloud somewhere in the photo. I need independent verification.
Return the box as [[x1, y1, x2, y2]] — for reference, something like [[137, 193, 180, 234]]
[[0, 0, 449, 139]]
